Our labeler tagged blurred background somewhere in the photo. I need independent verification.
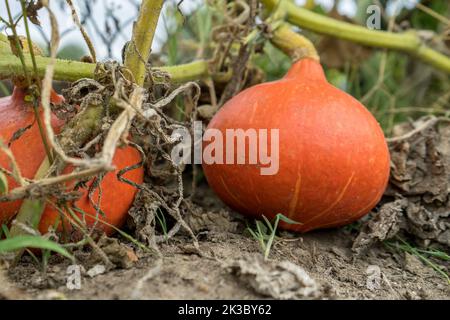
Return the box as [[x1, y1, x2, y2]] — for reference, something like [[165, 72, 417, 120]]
[[1, 0, 449, 134]]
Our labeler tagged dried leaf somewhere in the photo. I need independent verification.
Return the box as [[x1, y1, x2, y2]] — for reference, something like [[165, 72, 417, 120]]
[[354, 117, 450, 250], [26, 0, 44, 26]]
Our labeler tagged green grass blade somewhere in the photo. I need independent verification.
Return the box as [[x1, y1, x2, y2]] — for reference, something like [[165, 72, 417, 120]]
[[276, 213, 301, 225], [0, 236, 74, 260], [0, 171, 8, 194], [262, 215, 275, 233], [1, 224, 9, 238], [246, 227, 258, 240]]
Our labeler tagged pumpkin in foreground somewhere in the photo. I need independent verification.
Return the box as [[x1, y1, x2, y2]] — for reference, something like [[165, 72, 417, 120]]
[[202, 58, 390, 232], [0, 87, 143, 236]]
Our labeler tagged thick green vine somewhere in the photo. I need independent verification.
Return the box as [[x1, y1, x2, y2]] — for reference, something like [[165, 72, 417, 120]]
[[261, 0, 450, 74]]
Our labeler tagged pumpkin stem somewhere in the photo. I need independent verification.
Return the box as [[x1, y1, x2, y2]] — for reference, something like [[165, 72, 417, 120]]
[[271, 24, 320, 63]]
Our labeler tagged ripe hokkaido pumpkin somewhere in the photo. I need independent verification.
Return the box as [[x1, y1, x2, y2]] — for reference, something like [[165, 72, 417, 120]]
[[0, 87, 144, 236], [202, 58, 390, 232]]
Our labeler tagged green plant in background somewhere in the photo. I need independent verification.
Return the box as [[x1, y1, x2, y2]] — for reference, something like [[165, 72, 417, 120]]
[[0, 80, 9, 96], [411, 0, 449, 30], [57, 43, 87, 61], [247, 213, 300, 260], [163, 1, 218, 66], [253, 42, 291, 81]]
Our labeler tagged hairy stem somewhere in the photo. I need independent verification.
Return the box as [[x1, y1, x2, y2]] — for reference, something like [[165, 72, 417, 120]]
[[19, 0, 39, 79], [0, 51, 96, 82], [20, 0, 54, 164], [0, 49, 210, 84], [4, 0, 31, 84], [261, 0, 450, 73], [124, 0, 164, 85], [157, 60, 210, 83]]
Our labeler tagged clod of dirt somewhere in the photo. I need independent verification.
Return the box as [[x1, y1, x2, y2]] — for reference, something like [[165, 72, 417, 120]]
[[354, 117, 450, 251], [227, 255, 322, 300], [186, 208, 239, 234], [87, 264, 107, 278], [404, 253, 427, 275], [0, 266, 28, 299], [88, 236, 138, 269], [352, 200, 406, 254]]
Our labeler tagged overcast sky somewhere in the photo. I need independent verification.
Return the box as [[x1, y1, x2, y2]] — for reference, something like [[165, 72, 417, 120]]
[[0, 0, 418, 61]]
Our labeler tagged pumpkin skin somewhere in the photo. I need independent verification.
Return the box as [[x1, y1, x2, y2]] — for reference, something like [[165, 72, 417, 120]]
[[38, 146, 144, 236], [0, 87, 144, 236], [0, 87, 64, 224], [202, 58, 390, 232]]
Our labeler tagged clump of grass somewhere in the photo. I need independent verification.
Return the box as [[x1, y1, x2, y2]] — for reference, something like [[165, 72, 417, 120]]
[[385, 236, 450, 285], [155, 208, 168, 242], [246, 213, 300, 260], [0, 234, 74, 262]]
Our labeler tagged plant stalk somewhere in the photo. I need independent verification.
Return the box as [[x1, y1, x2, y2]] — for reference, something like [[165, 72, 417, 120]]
[[270, 23, 320, 62], [0, 49, 211, 84], [20, 0, 54, 164], [124, 0, 164, 85], [261, 0, 450, 73]]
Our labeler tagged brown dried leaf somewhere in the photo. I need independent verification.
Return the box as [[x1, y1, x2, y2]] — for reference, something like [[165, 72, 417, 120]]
[[26, 0, 44, 26], [354, 117, 450, 250], [352, 200, 407, 254]]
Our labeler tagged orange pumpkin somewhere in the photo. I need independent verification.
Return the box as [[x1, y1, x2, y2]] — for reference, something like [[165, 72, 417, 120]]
[[0, 87, 143, 235], [202, 58, 390, 232]]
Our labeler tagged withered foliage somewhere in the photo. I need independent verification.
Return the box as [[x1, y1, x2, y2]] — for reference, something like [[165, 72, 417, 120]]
[[354, 117, 450, 252]]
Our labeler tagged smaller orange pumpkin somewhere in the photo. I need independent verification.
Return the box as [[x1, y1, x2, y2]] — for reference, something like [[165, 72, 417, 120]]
[[0, 87, 144, 236], [39, 146, 144, 236]]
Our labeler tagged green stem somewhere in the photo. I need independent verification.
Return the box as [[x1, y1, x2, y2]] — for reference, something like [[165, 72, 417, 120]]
[[20, 0, 39, 79], [5, 0, 31, 84], [270, 23, 320, 62], [0, 49, 210, 84], [6, 1, 54, 169], [9, 158, 50, 242], [0, 51, 96, 82], [261, 0, 450, 74], [155, 60, 210, 83], [32, 100, 54, 164], [124, 0, 164, 85], [0, 81, 9, 95], [0, 32, 214, 83], [20, 0, 54, 164]]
